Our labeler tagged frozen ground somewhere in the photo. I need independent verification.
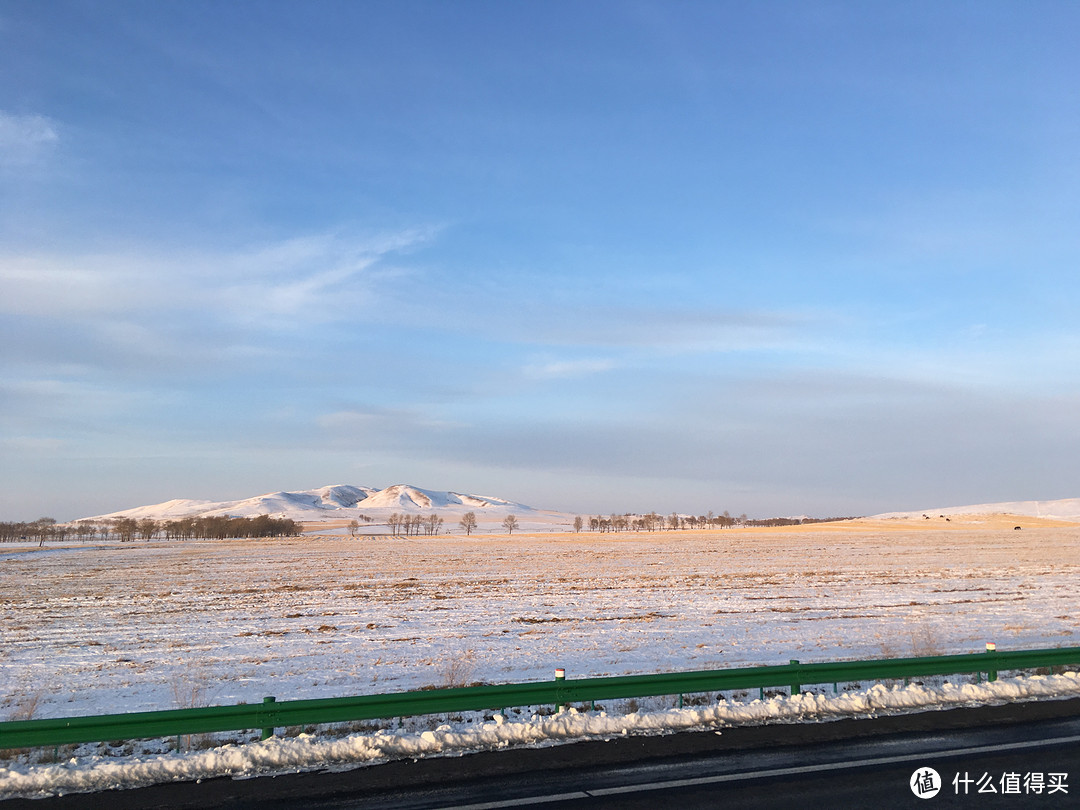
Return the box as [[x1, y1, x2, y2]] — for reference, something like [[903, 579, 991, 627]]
[[2, 525, 1079, 796]]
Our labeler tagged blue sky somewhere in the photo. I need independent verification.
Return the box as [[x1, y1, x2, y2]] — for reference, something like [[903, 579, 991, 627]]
[[2, 0, 1079, 521]]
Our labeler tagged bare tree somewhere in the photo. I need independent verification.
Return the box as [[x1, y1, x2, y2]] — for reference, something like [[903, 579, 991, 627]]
[[502, 514, 518, 535], [347, 519, 360, 538], [115, 518, 138, 543], [573, 516, 583, 533], [26, 517, 56, 546], [459, 512, 477, 536]]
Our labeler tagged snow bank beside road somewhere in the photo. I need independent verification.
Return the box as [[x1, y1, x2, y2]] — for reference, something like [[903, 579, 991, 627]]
[[4, 672, 1079, 800]]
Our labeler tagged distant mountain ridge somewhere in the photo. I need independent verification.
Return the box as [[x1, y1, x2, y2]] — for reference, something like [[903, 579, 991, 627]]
[[88, 484, 536, 522], [85, 489, 1080, 526]]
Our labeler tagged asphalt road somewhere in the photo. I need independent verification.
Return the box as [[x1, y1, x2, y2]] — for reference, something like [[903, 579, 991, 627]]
[[423, 724, 1080, 809], [6, 698, 1080, 809]]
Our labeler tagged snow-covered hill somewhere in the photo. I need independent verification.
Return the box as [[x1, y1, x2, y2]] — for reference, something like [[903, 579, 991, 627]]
[[873, 497, 1080, 522], [87, 484, 539, 522]]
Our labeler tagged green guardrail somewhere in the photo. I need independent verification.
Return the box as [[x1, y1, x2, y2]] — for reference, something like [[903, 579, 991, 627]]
[[3, 645, 1078, 750]]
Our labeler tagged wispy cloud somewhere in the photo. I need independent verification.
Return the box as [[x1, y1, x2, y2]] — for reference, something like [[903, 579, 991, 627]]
[[0, 110, 59, 167], [426, 295, 812, 357], [0, 377, 140, 435], [318, 407, 460, 438], [217, 232, 427, 323], [0, 227, 435, 321], [0, 227, 440, 401], [522, 357, 617, 379]]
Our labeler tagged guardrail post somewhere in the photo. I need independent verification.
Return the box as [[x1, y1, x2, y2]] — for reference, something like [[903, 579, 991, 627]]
[[985, 642, 998, 682], [789, 659, 801, 695], [260, 696, 277, 740], [555, 667, 565, 712]]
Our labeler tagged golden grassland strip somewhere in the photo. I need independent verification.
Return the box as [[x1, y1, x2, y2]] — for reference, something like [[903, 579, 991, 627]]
[[300, 512, 1079, 541]]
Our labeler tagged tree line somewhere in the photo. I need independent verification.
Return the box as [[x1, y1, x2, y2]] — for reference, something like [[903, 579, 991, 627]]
[[0, 517, 61, 543], [385, 512, 445, 536], [576, 511, 745, 532], [573, 512, 857, 532], [0, 515, 303, 543], [743, 515, 859, 527], [3, 510, 861, 544], [354, 512, 518, 537]]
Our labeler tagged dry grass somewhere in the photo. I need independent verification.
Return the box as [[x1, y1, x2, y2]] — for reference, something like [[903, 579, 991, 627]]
[[167, 671, 220, 751], [908, 624, 945, 657], [878, 623, 945, 659], [436, 649, 478, 688], [6, 691, 42, 722], [799, 514, 1080, 532], [169, 668, 216, 710]]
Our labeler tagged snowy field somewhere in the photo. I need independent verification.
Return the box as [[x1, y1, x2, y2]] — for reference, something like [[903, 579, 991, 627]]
[[4, 524, 1079, 718], [3, 523, 1080, 796]]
